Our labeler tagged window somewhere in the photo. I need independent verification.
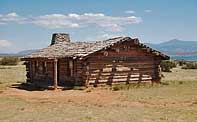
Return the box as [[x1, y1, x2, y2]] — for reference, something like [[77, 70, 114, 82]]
[[103, 51, 109, 56], [34, 61, 37, 73], [35, 61, 47, 74], [42, 62, 47, 73], [115, 48, 120, 53], [69, 60, 73, 77], [67, 60, 74, 77], [123, 45, 129, 51]]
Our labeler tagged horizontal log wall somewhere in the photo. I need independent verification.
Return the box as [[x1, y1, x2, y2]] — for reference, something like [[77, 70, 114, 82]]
[[79, 41, 161, 86]]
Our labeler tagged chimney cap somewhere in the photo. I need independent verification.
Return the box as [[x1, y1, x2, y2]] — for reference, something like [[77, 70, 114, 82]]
[[53, 33, 69, 35], [51, 33, 70, 45]]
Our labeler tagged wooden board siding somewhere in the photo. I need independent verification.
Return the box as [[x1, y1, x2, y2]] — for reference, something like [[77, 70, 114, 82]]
[[58, 58, 76, 85], [58, 59, 67, 85], [26, 58, 76, 86], [79, 41, 162, 86], [75, 60, 86, 85], [26, 60, 54, 86]]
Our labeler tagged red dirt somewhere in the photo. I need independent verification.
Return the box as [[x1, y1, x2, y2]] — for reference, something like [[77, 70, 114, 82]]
[[0, 85, 143, 107]]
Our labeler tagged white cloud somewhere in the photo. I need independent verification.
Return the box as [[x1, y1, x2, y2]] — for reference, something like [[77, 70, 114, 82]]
[[31, 13, 142, 31], [0, 40, 12, 47], [31, 14, 79, 29], [125, 10, 135, 14], [68, 13, 80, 18], [83, 32, 121, 42], [83, 13, 105, 17], [0, 12, 26, 23], [100, 33, 120, 39], [144, 10, 152, 13], [0, 12, 142, 32], [6, 12, 18, 17]]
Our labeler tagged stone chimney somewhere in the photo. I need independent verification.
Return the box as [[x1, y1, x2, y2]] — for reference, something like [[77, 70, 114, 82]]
[[51, 33, 70, 45]]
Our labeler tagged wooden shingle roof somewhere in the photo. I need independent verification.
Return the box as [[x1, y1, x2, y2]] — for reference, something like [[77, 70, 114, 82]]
[[24, 37, 169, 60]]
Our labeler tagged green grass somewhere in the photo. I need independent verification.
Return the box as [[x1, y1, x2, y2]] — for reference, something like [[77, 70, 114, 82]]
[[0, 64, 197, 122]]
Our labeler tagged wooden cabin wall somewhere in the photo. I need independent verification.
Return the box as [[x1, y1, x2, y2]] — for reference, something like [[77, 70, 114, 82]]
[[25, 59, 54, 85], [75, 59, 87, 85], [58, 58, 76, 85], [152, 57, 162, 82], [25, 58, 79, 86], [78, 41, 162, 86], [58, 58, 67, 84], [25, 61, 31, 83]]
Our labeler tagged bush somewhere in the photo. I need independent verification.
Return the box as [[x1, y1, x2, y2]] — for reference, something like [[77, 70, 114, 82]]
[[177, 60, 186, 66], [86, 89, 92, 93], [0, 56, 20, 65], [112, 85, 121, 91], [182, 62, 197, 69], [160, 60, 176, 72]]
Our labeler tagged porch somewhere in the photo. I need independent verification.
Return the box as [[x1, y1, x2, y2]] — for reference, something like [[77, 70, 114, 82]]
[[24, 57, 80, 90]]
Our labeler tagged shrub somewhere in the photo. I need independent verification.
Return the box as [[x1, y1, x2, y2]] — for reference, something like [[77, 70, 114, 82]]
[[0, 56, 20, 65], [112, 85, 120, 91], [112, 85, 125, 91], [160, 60, 176, 72], [177, 60, 186, 66], [73, 86, 86, 90], [86, 89, 92, 93], [182, 62, 197, 69]]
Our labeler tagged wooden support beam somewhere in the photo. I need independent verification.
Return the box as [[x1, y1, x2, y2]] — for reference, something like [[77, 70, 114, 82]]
[[155, 64, 162, 83], [107, 64, 116, 85], [29, 61, 33, 83], [151, 60, 162, 84], [138, 73, 142, 84], [126, 68, 133, 84], [94, 69, 103, 87], [85, 65, 90, 87], [53, 58, 58, 90]]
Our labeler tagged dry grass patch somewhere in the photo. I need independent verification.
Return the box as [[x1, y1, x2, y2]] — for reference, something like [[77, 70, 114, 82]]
[[0, 64, 26, 83]]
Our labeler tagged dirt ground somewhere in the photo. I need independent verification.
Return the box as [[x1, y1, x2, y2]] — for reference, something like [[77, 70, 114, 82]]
[[0, 65, 197, 122], [1, 85, 144, 108]]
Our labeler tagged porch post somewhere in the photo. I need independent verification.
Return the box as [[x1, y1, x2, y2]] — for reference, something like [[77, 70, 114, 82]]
[[53, 58, 58, 90], [29, 61, 33, 83]]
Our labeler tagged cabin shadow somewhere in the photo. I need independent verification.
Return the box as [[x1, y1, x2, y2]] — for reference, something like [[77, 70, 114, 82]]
[[11, 82, 47, 91], [10, 82, 82, 91]]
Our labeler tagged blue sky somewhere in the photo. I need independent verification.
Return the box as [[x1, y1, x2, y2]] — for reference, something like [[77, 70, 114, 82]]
[[0, 0, 197, 53]]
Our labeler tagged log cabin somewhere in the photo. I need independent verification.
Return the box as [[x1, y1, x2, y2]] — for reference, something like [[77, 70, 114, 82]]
[[22, 33, 169, 89]]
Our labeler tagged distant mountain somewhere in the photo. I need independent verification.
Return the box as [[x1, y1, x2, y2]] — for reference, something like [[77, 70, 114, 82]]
[[16, 49, 37, 56], [146, 39, 197, 55], [0, 49, 37, 57], [0, 53, 15, 56]]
